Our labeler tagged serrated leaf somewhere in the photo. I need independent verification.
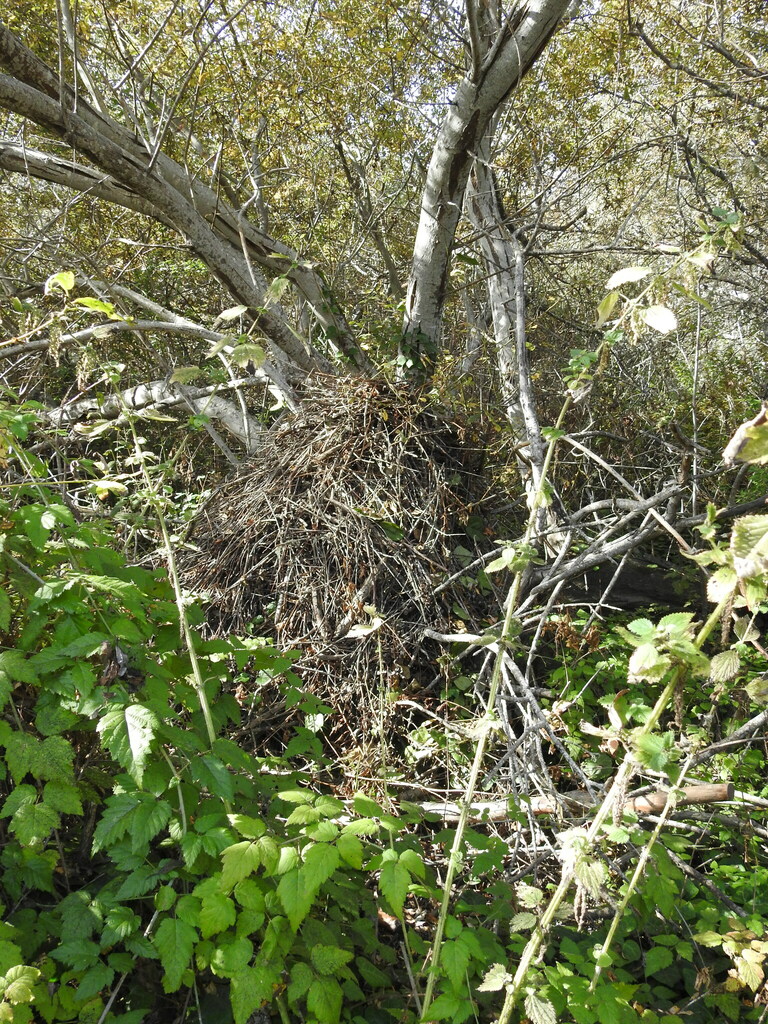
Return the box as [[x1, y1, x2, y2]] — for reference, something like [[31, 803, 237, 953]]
[[645, 945, 674, 976], [307, 976, 343, 1024], [211, 935, 253, 976], [153, 918, 197, 993], [72, 296, 117, 315], [336, 833, 363, 869], [277, 867, 315, 931], [723, 406, 768, 466], [736, 955, 764, 992], [227, 814, 266, 839], [231, 964, 280, 1024], [477, 962, 512, 992], [574, 857, 607, 898], [310, 944, 354, 976], [288, 961, 314, 1001], [43, 780, 83, 815], [516, 882, 544, 908], [628, 642, 667, 682], [92, 792, 141, 852], [75, 962, 115, 1001], [641, 304, 677, 334], [189, 754, 234, 802], [301, 842, 340, 890], [1, 965, 41, 1004], [510, 911, 538, 931], [264, 276, 290, 304], [97, 704, 159, 783], [708, 566, 737, 603], [626, 618, 655, 638], [9, 801, 60, 845], [731, 515, 768, 579], [606, 266, 652, 289], [524, 991, 557, 1024], [199, 890, 236, 939], [379, 856, 410, 919], [221, 841, 262, 889], [0, 589, 10, 635], [36, 736, 75, 781], [230, 343, 265, 369], [442, 938, 470, 990], [710, 649, 740, 683], [745, 675, 768, 705]]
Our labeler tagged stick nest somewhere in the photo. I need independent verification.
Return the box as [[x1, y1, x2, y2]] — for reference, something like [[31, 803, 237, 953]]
[[183, 375, 491, 728]]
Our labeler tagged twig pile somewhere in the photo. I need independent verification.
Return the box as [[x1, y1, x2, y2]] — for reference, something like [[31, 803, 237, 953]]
[[183, 374, 488, 729]]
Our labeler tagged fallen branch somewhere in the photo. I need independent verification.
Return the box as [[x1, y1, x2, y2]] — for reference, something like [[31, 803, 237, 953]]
[[418, 782, 735, 822]]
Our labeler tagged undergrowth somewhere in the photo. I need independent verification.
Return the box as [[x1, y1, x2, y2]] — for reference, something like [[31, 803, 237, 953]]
[[1, 390, 768, 1024]]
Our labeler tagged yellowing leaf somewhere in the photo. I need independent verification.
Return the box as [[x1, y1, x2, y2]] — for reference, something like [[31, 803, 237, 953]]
[[596, 290, 620, 326]]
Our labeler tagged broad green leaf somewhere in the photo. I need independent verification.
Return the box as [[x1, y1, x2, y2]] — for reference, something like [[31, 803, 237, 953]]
[[0, 784, 36, 818], [199, 890, 236, 939], [45, 271, 75, 293], [1, 965, 41, 1004], [97, 704, 159, 783], [625, 618, 655, 638], [379, 855, 410, 919], [288, 961, 314, 1001], [230, 964, 280, 1024], [301, 842, 340, 890], [189, 754, 234, 802], [210, 935, 253, 976], [336, 833, 363, 869], [596, 290, 619, 326], [71, 296, 117, 315], [169, 365, 201, 384], [641, 304, 677, 334], [731, 515, 768, 580], [510, 911, 538, 931], [645, 945, 674, 976], [0, 589, 10, 634], [75, 962, 115, 1002], [516, 882, 544, 907], [227, 814, 266, 839], [524, 992, 557, 1024], [36, 736, 75, 781], [442, 938, 470, 991], [0, 650, 38, 685], [230, 343, 265, 369], [220, 841, 262, 889], [43, 780, 83, 815], [153, 918, 197, 993], [745, 675, 768, 704], [9, 801, 60, 845], [277, 868, 315, 931], [425, 992, 465, 1019], [605, 266, 651, 289], [310, 945, 354, 976], [307, 976, 343, 1024], [130, 799, 172, 853]]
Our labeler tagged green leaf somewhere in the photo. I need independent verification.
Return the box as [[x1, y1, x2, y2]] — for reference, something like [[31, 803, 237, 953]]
[[45, 271, 75, 293], [43, 780, 83, 815], [596, 290, 620, 327], [153, 918, 197, 993], [516, 882, 544, 907], [307, 976, 343, 1024], [230, 343, 266, 369], [524, 992, 557, 1024], [625, 618, 655, 638], [301, 842, 340, 890], [645, 945, 674, 976], [0, 650, 38, 685], [0, 589, 11, 635], [1, 964, 41, 1003], [310, 945, 354, 976], [75, 962, 115, 1001], [210, 935, 253, 976], [9, 801, 60, 846], [189, 754, 234, 803], [97, 704, 159, 783], [277, 868, 316, 931], [230, 965, 279, 1024], [336, 833, 363, 869], [217, 304, 248, 322], [199, 890, 236, 939], [723, 407, 768, 466], [288, 961, 314, 1001], [424, 992, 465, 1019], [379, 854, 410, 919], [71, 296, 117, 315], [510, 912, 538, 931], [169, 365, 201, 384], [745, 675, 768, 705], [129, 798, 172, 853], [633, 731, 676, 772], [731, 515, 768, 580], [36, 736, 75, 781], [442, 938, 470, 991], [221, 841, 263, 890], [227, 814, 266, 839]]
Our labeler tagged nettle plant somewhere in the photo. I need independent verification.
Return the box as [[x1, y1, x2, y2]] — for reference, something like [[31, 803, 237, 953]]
[[0, 397, 518, 1024]]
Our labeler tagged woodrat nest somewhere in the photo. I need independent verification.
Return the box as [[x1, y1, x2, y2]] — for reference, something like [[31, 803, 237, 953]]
[[183, 374, 491, 733]]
